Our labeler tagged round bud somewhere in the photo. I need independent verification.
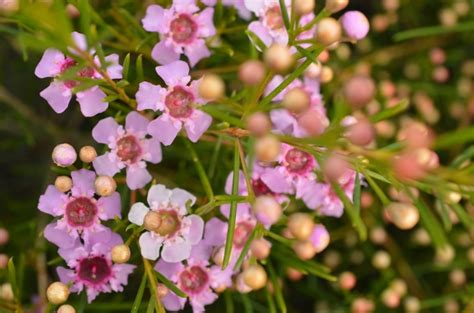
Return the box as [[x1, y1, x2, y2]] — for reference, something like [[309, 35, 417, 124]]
[[0, 1, 19, 14], [385, 202, 419, 230], [316, 18, 342, 46], [199, 74, 225, 100], [340, 11, 370, 41], [372, 250, 391, 270], [345, 119, 375, 146], [369, 226, 387, 245], [0, 228, 9, 246], [143, 211, 162, 232], [397, 121, 434, 148], [46, 282, 70, 305], [250, 239, 271, 260], [444, 300, 459, 313], [389, 279, 407, 296], [404, 297, 421, 313], [52, 143, 77, 167], [361, 192, 373, 209], [252, 196, 282, 225], [255, 135, 281, 163], [288, 213, 315, 240], [239, 60, 266, 86], [246, 112, 271, 137], [264, 44, 294, 73], [79, 146, 97, 163], [156, 284, 169, 298], [339, 271, 356, 290], [305, 63, 322, 79], [449, 269, 466, 286], [0, 254, 8, 269], [55, 176, 73, 193], [58, 304, 76, 313], [298, 109, 329, 136], [94, 176, 117, 197], [293, 240, 317, 260], [381, 289, 400, 308], [111, 244, 131, 264], [242, 264, 268, 290], [235, 273, 252, 293], [312, 224, 330, 253], [212, 246, 226, 266], [343, 75, 376, 108], [320, 66, 334, 83], [0, 283, 14, 301], [351, 297, 374, 313], [412, 228, 431, 246], [325, 0, 349, 13], [324, 154, 350, 182], [323, 250, 341, 269], [286, 267, 304, 281], [282, 88, 311, 114], [66, 4, 80, 18], [294, 0, 315, 15], [392, 153, 426, 181]]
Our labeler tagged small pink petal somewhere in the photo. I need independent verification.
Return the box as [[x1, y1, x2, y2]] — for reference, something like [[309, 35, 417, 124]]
[[139, 232, 163, 260], [185, 39, 211, 67], [126, 167, 152, 190], [142, 5, 166, 32], [136, 82, 164, 111], [92, 153, 121, 177], [183, 110, 212, 142], [161, 241, 192, 263], [151, 41, 180, 65], [148, 115, 181, 146], [40, 82, 72, 114], [76, 86, 108, 117], [125, 111, 149, 134], [35, 49, 64, 78], [97, 192, 122, 220]]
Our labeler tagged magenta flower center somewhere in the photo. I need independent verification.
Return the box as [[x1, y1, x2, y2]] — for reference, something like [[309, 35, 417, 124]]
[[285, 149, 312, 173], [59, 57, 78, 74], [78, 256, 112, 285], [65, 197, 98, 227], [265, 6, 284, 30], [170, 14, 198, 44], [179, 266, 209, 294], [252, 178, 273, 196], [116, 135, 142, 163], [233, 222, 253, 249], [165, 86, 194, 118]]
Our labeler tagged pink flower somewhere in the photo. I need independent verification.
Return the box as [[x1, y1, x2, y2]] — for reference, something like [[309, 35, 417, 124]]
[[128, 184, 204, 263], [136, 61, 212, 145], [56, 228, 135, 303], [155, 242, 233, 313], [92, 111, 162, 190], [38, 169, 121, 248], [34, 32, 122, 117], [142, 1, 216, 66], [202, 0, 251, 20]]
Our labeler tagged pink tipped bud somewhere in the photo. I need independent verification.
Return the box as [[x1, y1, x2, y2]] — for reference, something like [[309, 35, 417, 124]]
[[94, 176, 117, 197], [324, 154, 350, 181], [288, 213, 315, 240], [282, 87, 311, 114], [316, 18, 342, 46], [305, 63, 322, 79], [361, 192, 374, 209], [66, 4, 80, 18], [339, 271, 357, 290], [392, 152, 427, 181], [79, 146, 97, 163], [250, 239, 271, 260], [286, 267, 304, 281], [52, 143, 77, 167], [264, 44, 294, 73], [381, 289, 400, 308], [351, 297, 375, 313], [239, 60, 266, 86], [345, 119, 375, 146], [0, 0, 19, 14], [55, 176, 73, 193], [0, 254, 8, 269], [397, 121, 434, 148], [298, 109, 329, 136], [199, 74, 225, 101], [340, 11, 370, 41], [246, 112, 272, 137], [432, 66, 449, 83], [0, 228, 9, 246], [429, 48, 446, 65], [343, 75, 376, 108], [252, 196, 282, 225]]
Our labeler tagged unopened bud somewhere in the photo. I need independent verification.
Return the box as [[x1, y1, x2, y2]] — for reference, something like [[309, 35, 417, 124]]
[[156, 284, 169, 298], [340, 11, 370, 41], [46, 282, 70, 305], [372, 250, 391, 270], [199, 74, 225, 100], [52, 143, 77, 167], [255, 135, 281, 163], [381, 289, 400, 308], [252, 196, 282, 225], [298, 109, 329, 136], [143, 211, 162, 232], [385, 202, 419, 230], [246, 112, 271, 137], [58, 304, 76, 313], [294, 0, 315, 15], [264, 44, 294, 73], [343, 75, 376, 108], [339, 271, 357, 290], [325, 0, 349, 13], [55, 176, 73, 193], [0, 283, 14, 301], [239, 60, 266, 86], [242, 264, 268, 290], [111, 244, 131, 264], [250, 239, 271, 260], [282, 88, 311, 114], [0, 228, 9, 246], [94, 176, 117, 197], [345, 119, 375, 146], [293, 240, 317, 260], [316, 18, 342, 46], [288, 213, 314, 240], [0, 254, 8, 269], [79, 146, 97, 163]]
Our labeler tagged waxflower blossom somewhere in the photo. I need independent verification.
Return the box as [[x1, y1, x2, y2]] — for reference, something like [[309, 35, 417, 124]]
[[38, 169, 121, 248], [92, 111, 162, 190], [142, 2, 216, 66], [34, 32, 122, 117], [155, 242, 233, 313], [56, 228, 135, 303], [136, 60, 212, 145], [128, 184, 204, 262]]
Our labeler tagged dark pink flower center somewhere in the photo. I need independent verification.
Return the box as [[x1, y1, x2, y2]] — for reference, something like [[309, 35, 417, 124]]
[[65, 197, 98, 227], [252, 178, 274, 197], [170, 14, 198, 44], [233, 222, 253, 249], [155, 210, 181, 236], [78, 256, 112, 285], [116, 135, 142, 163], [285, 148, 312, 173], [165, 86, 194, 118], [59, 57, 78, 74], [77, 67, 95, 78], [179, 266, 209, 294], [265, 6, 284, 30]]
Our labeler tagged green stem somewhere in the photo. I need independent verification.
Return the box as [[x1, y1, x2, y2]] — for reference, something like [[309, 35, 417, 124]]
[[183, 139, 215, 201]]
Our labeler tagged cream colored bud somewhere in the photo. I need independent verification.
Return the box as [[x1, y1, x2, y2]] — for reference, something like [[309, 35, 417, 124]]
[[250, 239, 271, 260], [55, 176, 73, 193], [449, 269, 466, 286], [94, 176, 117, 197], [316, 18, 342, 46], [79, 146, 97, 163], [156, 284, 169, 298], [389, 279, 407, 296], [372, 251, 391, 270], [242, 264, 268, 290], [199, 74, 225, 100], [385, 202, 419, 230], [264, 44, 294, 73], [143, 211, 162, 232], [293, 240, 317, 260], [282, 88, 311, 114], [320, 66, 334, 83], [325, 0, 349, 13], [46, 282, 70, 305], [0, 254, 8, 269], [239, 60, 266, 86], [246, 112, 271, 137], [381, 289, 400, 308], [288, 213, 315, 240], [58, 304, 76, 313], [294, 0, 315, 15], [252, 196, 282, 225], [111, 244, 131, 264], [212, 246, 226, 266], [404, 297, 421, 313], [255, 135, 281, 163], [0, 283, 14, 301]]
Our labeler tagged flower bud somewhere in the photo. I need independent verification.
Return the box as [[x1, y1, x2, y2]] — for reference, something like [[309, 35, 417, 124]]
[[324, 154, 350, 181], [55, 176, 73, 193], [52, 143, 77, 167], [288, 213, 314, 240], [252, 196, 282, 225], [245, 112, 271, 137], [351, 297, 374, 313], [94, 176, 117, 197], [0, 283, 14, 301], [450, 269, 466, 286], [389, 279, 407, 296], [250, 238, 271, 260], [212, 246, 226, 266], [392, 152, 426, 181], [340, 11, 370, 41], [286, 267, 304, 281], [79, 146, 97, 163], [339, 271, 356, 290], [325, 0, 349, 13], [239, 60, 266, 86], [156, 284, 169, 298], [46, 282, 70, 305], [58, 304, 76, 313], [316, 18, 342, 46], [143, 211, 162, 232], [343, 75, 376, 108], [320, 66, 334, 83], [294, 0, 315, 15], [255, 135, 281, 163], [66, 4, 80, 18], [381, 289, 400, 308], [372, 251, 391, 270], [298, 109, 329, 137], [111, 244, 131, 264], [235, 273, 252, 293], [0, 228, 9, 246], [345, 119, 375, 146], [361, 192, 373, 209], [305, 63, 322, 79], [199, 74, 225, 101], [0, 0, 19, 14], [385, 202, 419, 230], [0, 254, 8, 269], [311, 224, 330, 252], [293, 240, 317, 260], [404, 297, 421, 313], [264, 44, 294, 73], [435, 245, 455, 265], [369, 226, 387, 244], [282, 88, 311, 114], [242, 264, 268, 290]]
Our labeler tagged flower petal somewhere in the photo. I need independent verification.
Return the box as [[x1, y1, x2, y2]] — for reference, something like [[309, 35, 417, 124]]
[[38, 185, 66, 216], [40, 82, 72, 114], [136, 82, 164, 111], [71, 169, 96, 197], [125, 111, 149, 134], [161, 241, 192, 263], [155, 60, 190, 86], [126, 167, 152, 190], [143, 138, 162, 164], [104, 54, 123, 80], [170, 188, 196, 209], [128, 202, 150, 226], [139, 232, 163, 260], [183, 110, 212, 142], [148, 115, 181, 146], [154, 259, 184, 280], [184, 215, 204, 245], [147, 184, 172, 207], [92, 117, 119, 144], [93, 153, 121, 177], [97, 192, 122, 220], [185, 39, 211, 67], [142, 5, 166, 32], [44, 222, 77, 248], [35, 48, 64, 78], [248, 21, 273, 47], [151, 41, 180, 65], [243, 0, 265, 13], [76, 86, 108, 117]]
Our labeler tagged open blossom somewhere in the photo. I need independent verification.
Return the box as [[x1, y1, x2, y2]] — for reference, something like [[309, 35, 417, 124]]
[[142, 1, 216, 66], [128, 184, 204, 262], [155, 243, 233, 313], [38, 169, 121, 248], [136, 60, 212, 145], [56, 228, 135, 303], [92, 111, 162, 190], [34, 32, 122, 117]]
